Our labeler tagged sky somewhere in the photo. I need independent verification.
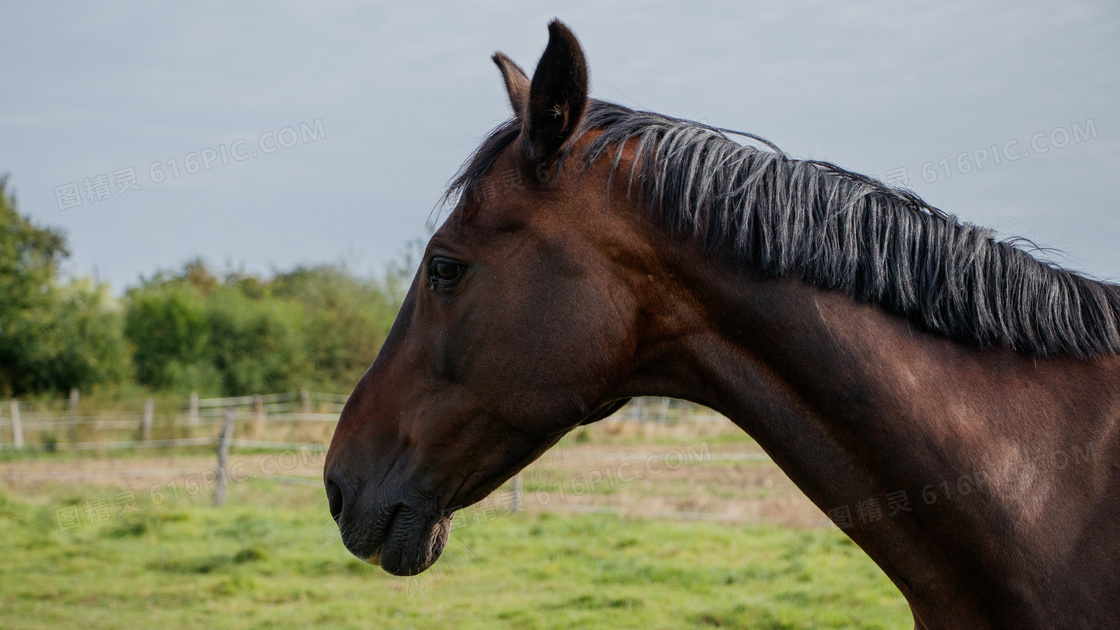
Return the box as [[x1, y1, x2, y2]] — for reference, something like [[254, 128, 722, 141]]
[[1, 1, 1117, 293]]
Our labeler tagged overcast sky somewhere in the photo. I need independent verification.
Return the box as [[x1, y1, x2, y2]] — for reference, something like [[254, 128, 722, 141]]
[[1, 1, 1117, 292]]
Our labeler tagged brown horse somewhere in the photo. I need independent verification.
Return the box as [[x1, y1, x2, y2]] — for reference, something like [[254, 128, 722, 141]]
[[325, 21, 1120, 629]]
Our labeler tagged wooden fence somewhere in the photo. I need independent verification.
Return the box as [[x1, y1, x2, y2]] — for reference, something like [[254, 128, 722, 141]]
[[0, 391, 736, 508], [0, 391, 724, 452]]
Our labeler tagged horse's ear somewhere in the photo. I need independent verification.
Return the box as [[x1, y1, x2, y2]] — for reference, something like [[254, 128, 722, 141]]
[[492, 52, 530, 117], [523, 20, 589, 164]]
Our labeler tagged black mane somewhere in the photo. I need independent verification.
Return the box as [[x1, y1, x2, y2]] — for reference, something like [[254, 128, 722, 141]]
[[446, 101, 1120, 358]]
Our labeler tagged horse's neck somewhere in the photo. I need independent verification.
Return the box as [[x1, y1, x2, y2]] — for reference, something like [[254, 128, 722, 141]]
[[651, 258, 1120, 622], [669, 263, 1119, 492]]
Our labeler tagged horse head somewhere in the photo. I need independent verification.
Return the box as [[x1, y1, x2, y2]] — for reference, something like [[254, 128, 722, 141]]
[[324, 21, 646, 575]]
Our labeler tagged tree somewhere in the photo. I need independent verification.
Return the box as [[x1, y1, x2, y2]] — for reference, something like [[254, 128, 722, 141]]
[[0, 175, 132, 396], [0, 172, 411, 397]]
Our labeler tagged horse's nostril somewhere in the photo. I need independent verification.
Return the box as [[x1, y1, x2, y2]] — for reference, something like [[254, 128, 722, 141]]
[[325, 474, 346, 522]]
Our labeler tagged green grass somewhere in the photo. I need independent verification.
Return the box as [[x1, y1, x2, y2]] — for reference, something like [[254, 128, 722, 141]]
[[0, 479, 910, 629]]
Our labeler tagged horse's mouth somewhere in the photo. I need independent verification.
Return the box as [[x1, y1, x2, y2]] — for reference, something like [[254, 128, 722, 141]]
[[362, 541, 385, 566], [340, 501, 453, 576], [357, 502, 397, 567]]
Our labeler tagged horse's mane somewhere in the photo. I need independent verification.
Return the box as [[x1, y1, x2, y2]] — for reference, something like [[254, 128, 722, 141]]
[[446, 100, 1120, 358]]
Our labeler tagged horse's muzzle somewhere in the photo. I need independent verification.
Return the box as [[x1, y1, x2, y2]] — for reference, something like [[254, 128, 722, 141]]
[[325, 467, 452, 576]]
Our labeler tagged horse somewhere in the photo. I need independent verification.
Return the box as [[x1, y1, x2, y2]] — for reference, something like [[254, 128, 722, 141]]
[[324, 20, 1120, 629]]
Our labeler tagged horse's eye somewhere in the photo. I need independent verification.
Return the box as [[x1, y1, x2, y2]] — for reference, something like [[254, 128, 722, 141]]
[[428, 257, 465, 287]]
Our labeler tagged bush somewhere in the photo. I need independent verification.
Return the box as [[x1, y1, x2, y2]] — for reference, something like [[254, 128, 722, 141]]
[[124, 260, 400, 396], [125, 280, 218, 392]]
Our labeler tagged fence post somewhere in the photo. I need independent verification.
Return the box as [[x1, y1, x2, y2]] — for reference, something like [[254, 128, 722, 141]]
[[252, 394, 265, 438], [69, 387, 80, 419], [214, 406, 237, 507], [188, 392, 199, 426], [658, 397, 670, 423], [511, 473, 523, 513], [300, 389, 311, 416], [10, 400, 22, 450], [141, 398, 154, 441]]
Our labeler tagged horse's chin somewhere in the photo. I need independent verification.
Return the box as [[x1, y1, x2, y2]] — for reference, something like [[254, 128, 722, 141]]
[[359, 513, 453, 577]]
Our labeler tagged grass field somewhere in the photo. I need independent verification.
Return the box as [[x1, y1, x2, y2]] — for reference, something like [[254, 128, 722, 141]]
[[0, 436, 913, 629]]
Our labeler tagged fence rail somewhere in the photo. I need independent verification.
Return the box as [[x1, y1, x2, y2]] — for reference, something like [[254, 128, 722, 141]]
[[1, 390, 728, 451]]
